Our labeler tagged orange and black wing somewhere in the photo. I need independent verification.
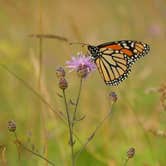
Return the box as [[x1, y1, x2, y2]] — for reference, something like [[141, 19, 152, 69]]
[[94, 40, 150, 85], [98, 40, 150, 62], [95, 53, 131, 85]]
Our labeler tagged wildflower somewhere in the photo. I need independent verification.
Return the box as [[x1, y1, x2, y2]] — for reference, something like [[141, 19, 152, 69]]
[[8, 120, 16, 132], [109, 91, 118, 103], [56, 67, 66, 78], [59, 77, 68, 90], [127, 147, 135, 159], [66, 53, 96, 78]]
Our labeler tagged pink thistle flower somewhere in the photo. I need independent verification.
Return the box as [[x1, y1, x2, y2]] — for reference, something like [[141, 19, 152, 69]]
[[66, 52, 96, 78]]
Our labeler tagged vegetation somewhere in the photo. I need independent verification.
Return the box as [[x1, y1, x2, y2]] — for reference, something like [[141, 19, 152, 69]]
[[0, 1, 166, 165]]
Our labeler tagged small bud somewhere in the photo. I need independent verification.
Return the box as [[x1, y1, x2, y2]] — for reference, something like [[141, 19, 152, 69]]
[[8, 120, 16, 132], [59, 77, 68, 90], [109, 91, 118, 102], [56, 67, 65, 78], [127, 147, 135, 159], [77, 64, 89, 78]]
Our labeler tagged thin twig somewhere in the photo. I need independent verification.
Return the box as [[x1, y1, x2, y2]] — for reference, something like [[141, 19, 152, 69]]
[[75, 103, 114, 161], [13, 132, 55, 166], [0, 145, 7, 166], [72, 78, 83, 127], [123, 158, 129, 166], [29, 34, 68, 42], [14, 132, 21, 160], [0, 64, 66, 123], [62, 90, 75, 166]]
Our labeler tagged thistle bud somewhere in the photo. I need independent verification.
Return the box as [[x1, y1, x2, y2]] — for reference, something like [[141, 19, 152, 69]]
[[56, 67, 65, 78], [109, 91, 118, 103], [59, 77, 68, 90], [77, 64, 89, 78], [8, 120, 16, 132], [127, 147, 135, 159]]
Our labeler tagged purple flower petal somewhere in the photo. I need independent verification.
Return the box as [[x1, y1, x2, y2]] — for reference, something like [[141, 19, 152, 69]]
[[66, 52, 96, 77]]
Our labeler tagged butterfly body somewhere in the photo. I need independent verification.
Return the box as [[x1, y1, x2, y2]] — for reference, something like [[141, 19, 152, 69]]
[[88, 40, 150, 86], [87, 45, 101, 60]]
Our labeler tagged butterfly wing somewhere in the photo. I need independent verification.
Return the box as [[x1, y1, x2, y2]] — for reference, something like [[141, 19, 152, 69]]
[[95, 53, 131, 85], [98, 40, 150, 61], [94, 40, 150, 85]]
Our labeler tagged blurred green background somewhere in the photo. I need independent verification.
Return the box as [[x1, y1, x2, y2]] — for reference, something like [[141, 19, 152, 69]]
[[0, 0, 166, 165]]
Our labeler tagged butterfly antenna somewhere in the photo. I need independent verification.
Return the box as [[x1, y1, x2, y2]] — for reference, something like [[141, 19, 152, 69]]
[[69, 42, 89, 47]]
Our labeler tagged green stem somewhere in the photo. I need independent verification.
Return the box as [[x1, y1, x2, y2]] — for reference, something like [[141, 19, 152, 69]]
[[75, 104, 113, 161], [13, 132, 55, 166], [0, 64, 89, 151], [0, 64, 106, 163], [62, 90, 75, 166], [72, 78, 83, 127], [0, 64, 66, 123], [123, 158, 129, 166]]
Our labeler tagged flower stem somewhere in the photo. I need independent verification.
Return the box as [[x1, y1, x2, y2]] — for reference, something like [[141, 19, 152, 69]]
[[62, 90, 75, 166], [123, 158, 129, 166], [75, 103, 114, 161], [72, 78, 83, 127], [13, 132, 55, 166], [0, 64, 90, 154]]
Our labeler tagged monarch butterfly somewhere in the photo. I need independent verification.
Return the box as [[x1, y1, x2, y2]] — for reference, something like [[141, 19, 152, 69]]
[[87, 40, 150, 86]]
